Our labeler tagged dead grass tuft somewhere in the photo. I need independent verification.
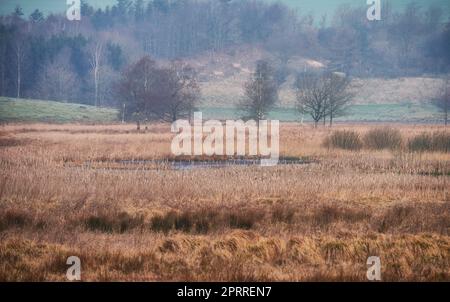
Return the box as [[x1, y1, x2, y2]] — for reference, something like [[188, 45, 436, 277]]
[[408, 131, 450, 153], [323, 130, 363, 151], [84, 212, 145, 233], [314, 204, 371, 226], [0, 209, 33, 231], [150, 207, 265, 234], [364, 127, 403, 150]]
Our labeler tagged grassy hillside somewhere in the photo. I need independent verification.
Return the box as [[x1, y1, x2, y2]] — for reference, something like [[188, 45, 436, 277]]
[[0, 97, 119, 123], [0, 97, 442, 124]]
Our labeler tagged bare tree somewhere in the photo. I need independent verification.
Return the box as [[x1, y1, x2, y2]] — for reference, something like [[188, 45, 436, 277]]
[[295, 72, 328, 127], [117, 56, 158, 129], [325, 72, 352, 126], [239, 60, 278, 121], [117, 57, 199, 128], [36, 48, 80, 102], [295, 71, 352, 127], [14, 38, 26, 98], [149, 60, 200, 123], [89, 41, 104, 107]]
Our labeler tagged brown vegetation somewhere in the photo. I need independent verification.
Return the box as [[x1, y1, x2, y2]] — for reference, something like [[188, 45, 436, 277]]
[[0, 123, 449, 281]]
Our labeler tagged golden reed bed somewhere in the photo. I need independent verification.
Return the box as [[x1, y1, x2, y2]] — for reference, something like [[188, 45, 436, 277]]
[[0, 123, 449, 281]]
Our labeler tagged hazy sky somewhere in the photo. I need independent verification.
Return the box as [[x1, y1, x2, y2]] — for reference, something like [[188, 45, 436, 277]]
[[0, 0, 449, 19]]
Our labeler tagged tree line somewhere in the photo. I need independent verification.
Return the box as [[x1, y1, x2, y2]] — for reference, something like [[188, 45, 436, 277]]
[[119, 56, 354, 128], [239, 60, 353, 127], [0, 0, 449, 121]]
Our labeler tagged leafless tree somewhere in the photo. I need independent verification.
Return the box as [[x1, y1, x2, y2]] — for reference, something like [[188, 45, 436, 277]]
[[117, 57, 199, 128], [239, 60, 278, 121], [117, 56, 158, 129], [295, 71, 352, 127], [295, 72, 328, 127], [149, 60, 200, 123], [14, 38, 26, 98], [36, 48, 80, 102], [325, 72, 352, 126], [89, 41, 104, 107]]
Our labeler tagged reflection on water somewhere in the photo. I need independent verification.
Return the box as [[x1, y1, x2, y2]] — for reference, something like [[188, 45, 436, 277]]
[[68, 158, 316, 172]]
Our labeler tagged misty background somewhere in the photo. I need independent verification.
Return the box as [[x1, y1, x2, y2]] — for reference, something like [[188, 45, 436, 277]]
[[0, 0, 449, 122]]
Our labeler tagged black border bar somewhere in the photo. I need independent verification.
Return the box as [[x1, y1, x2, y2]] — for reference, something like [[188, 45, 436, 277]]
[[0, 282, 447, 300]]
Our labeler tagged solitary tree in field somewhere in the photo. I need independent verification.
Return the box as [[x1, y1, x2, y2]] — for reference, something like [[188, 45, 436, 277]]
[[148, 60, 200, 122], [239, 60, 278, 122], [295, 72, 328, 127], [117, 56, 158, 129], [433, 78, 450, 126], [325, 72, 352, 126], [117, 56, 199, 129], [295, 71, 352, 127]]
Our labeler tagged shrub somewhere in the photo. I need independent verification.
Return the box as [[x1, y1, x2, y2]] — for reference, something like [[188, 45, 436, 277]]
[[271, 204, 295, 224], [0, 209, 32, 231], [408, 132, 450, 152], [150, 208, 264, 234], [431, 131, 450, 152], [314, 205, 371, 226], [323, 130, 362, 151], [228, 210, 261, 229], [408, 133, 433, 152], [364, 127, 402, 150], [150, 211, 178, 233], [85, 212, 145, 233]]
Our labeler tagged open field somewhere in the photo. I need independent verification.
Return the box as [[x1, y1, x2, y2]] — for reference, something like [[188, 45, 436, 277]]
[[0, 98, 118, 124], [201, 103, 441, 123], [0, 97, 442, 124], [0, 122, 449, 281]]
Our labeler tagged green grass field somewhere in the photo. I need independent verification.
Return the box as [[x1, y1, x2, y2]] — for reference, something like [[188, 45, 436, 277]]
[[0, 97, 119, 123], [201, 103, 441, 123], [0, 97, 443, 124]]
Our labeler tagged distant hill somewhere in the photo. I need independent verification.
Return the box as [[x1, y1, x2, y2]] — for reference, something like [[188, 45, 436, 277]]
[[0, 97, 118, 123], [185, 46, 444, 108]]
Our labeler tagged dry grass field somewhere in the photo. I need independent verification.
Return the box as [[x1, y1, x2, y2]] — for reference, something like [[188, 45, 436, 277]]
[[0, 122, 449, 281]]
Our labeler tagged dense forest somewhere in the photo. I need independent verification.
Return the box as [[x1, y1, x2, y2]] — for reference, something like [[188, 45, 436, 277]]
[[0, 0, 449, 107]]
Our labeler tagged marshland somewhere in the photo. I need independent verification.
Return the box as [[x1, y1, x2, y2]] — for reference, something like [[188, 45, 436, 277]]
[[0, 123, 449, 281], [1, 0, 450, 282]]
